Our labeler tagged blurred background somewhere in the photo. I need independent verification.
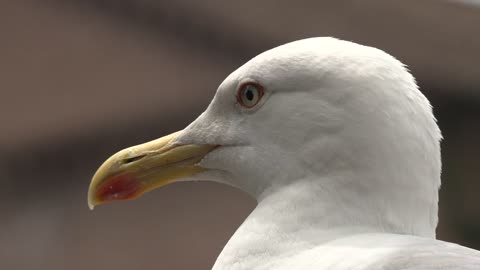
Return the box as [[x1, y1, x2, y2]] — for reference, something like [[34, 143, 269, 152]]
[[1, 0, 479, 269]]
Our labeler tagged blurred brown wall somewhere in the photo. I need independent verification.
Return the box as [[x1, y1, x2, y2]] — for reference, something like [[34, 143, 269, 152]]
[[1, 1, 479, 269]]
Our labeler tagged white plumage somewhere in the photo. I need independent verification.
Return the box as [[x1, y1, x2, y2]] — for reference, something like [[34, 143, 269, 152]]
[[171, 37, 480, 269]]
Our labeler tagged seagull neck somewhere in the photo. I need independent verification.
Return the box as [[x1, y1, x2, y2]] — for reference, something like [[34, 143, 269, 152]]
[[214, 178, 383, 269], [254, 178, 384, 238]]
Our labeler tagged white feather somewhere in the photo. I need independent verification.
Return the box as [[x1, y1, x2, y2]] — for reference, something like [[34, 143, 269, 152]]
[[173, 37, 479, 269]]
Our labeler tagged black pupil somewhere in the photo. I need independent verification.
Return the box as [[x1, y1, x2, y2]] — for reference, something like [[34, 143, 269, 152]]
[[245, 88, 255, 101]]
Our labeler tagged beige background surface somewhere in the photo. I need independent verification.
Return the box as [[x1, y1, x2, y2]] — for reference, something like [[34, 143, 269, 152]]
[[1, 1, 479, 269]]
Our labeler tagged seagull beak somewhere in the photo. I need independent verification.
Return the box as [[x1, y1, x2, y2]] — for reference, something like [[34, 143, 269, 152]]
[[87, 131, 217, 209]]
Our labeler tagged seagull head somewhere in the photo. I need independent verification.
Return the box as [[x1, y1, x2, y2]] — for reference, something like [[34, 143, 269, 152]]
[[88, 37, 441, 237]]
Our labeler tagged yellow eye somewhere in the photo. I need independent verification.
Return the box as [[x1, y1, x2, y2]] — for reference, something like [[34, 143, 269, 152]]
[[237, 82, 264, 108]]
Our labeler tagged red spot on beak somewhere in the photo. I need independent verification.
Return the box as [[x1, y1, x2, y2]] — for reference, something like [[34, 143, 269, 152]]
[[96, 173, 142, 202]]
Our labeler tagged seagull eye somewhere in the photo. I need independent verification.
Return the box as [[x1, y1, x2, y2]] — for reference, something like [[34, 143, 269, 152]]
[[237, 82, 264, 109]]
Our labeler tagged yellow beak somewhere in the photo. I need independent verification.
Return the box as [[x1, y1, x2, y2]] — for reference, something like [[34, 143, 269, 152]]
[[87, 131, 217, 209]]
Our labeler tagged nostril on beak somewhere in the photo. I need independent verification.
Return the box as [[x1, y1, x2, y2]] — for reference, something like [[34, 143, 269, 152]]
[[123, 154, 147, 164]]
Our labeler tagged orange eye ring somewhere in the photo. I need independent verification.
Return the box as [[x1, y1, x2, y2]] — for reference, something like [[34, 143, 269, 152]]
[[236, 82, 265, 108]]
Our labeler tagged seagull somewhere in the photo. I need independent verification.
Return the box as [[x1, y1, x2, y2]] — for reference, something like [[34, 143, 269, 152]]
[[88, 37, 480, 269]]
